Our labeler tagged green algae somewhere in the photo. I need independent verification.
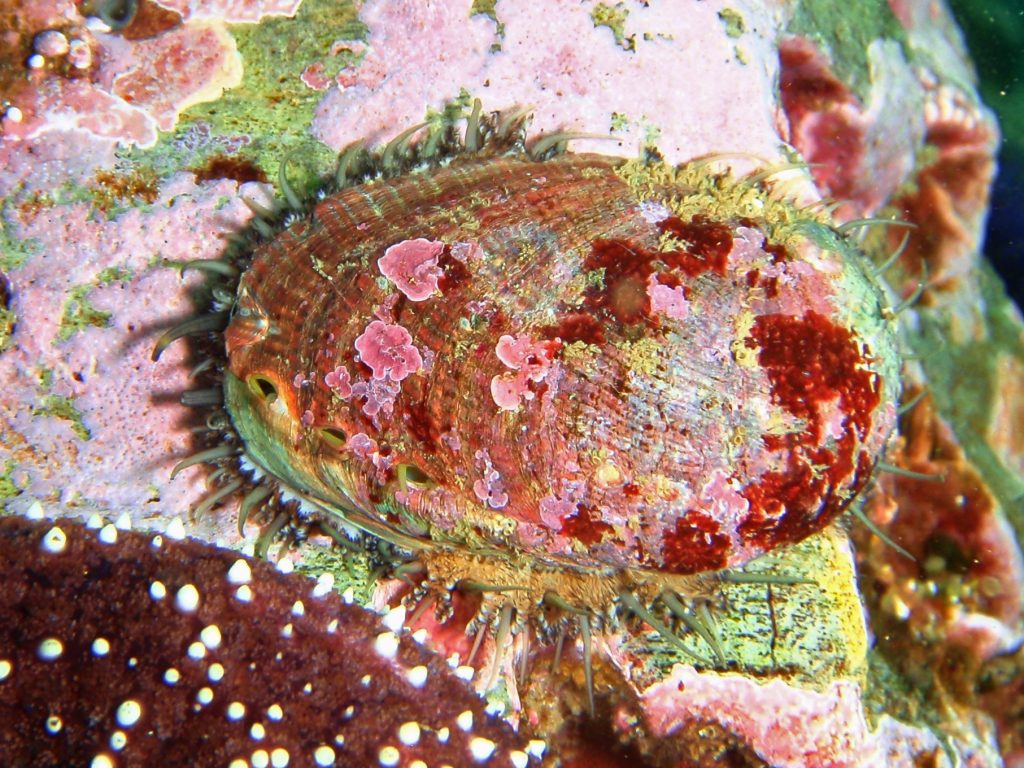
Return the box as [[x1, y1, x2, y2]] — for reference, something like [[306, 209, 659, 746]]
[[591, 3, 635, 51], [293, 540, 375, 608], [470, 0, 504, 50], [0, 206, 41, 272], [53, 267, 134, 344], [32, 366, 90, 442], [470, 0, 497, 21], [57, 284, 112, 343], [122, 0, 366, 199], [32, 394, 91, 442], [717, 8, 746, 39], [0, 460, 21, 501], [912, 263, 1024, 540], [0, 305, 13, 353], [787, 0, 908, 102], [96, 266, 133, 285], [630, 527, 868, 688]]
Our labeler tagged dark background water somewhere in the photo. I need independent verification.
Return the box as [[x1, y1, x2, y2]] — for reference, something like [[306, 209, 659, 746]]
[[948, 0, 1024, 307]]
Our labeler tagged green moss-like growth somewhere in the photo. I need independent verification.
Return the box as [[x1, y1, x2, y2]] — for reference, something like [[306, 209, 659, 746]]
[[0, 206, 41, 272], [57, 284, 112, 342], [470, 0, 504, 50], [718, 8, 746, 39], [0, 459, 21, 501], [32, 394, 91, 441], [293, 540, 376, 608], [119, 0, 366, 202], [96, 266, 133, 285], [591, 2, 634, 51], [0, 309, 13, 352], [788, 0, 908, 101]]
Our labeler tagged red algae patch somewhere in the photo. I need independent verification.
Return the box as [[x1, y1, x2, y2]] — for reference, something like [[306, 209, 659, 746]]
[[737, 310, 882, 550]]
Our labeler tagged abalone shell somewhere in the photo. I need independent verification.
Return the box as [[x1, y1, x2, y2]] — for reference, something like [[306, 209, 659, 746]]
[[223, 151, 900, 575]]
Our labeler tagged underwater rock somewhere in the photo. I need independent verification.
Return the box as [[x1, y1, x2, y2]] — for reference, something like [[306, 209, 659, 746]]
[[0, 0, 1020, 765]]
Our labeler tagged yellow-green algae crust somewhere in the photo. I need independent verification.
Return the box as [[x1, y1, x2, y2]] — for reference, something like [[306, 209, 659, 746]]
[[627, 526, 868, 688]]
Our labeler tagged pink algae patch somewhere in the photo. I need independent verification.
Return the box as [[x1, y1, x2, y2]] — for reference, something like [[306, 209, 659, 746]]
[[639, 666, 943, 767], [110, 22, 242, 133], [378, 238, 444, 301], [354, 320, 423, 382], [324, 365, 353, 398], [351, 377, 401, 417], [473, 449, 509, 510], [301, 62, 333, 91], [539, 495, 577, 531], [147, 0, 303, 24], [646, 274, 690, 320], [489, 334, 559, 411], [346, 432, 379, 458], [450, 240, 484, 262]]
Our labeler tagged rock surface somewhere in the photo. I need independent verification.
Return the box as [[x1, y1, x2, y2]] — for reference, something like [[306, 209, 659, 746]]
[[1, 1, 1020, 766]]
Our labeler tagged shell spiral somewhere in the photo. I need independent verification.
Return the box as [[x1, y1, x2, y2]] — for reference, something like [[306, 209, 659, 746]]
[[223, 150, 900, 576]]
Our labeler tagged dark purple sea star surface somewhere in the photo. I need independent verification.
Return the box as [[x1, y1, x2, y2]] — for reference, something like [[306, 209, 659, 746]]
[[0, 515, 533, 768]]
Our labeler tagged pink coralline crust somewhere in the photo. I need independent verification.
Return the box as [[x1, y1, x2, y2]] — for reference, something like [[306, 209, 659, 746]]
[[351, 376, 402, 418], [439, 430, 461, 452], [152, 0, 303, 23], [646, 274, 690, 320], [106, 22, 242, 133], [4, 80, 157, 146], [373, 291, 401, 322], [0, 174, 258, 535], [0, 3, 241, 196], [489, 375, 527, 411], [490, 333, 558, 411], [494, 334, 549, 370], [354, 320, 423, 382], [378, 238, 445, 301], [473, 449, 509, 510], [346, 432, 379, 459], [640, 665, 949, 768], [538, 495, 576, 531], [0, 514, 531, 767], [301, 61, 333, 91], [313, 0, 782, 168], [450, 240, 484, 262], [0, 127, 119, 197], [324, 365, 353, 398]]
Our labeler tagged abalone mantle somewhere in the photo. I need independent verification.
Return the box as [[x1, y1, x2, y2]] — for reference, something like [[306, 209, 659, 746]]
[[223, 152, 900, 575]]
